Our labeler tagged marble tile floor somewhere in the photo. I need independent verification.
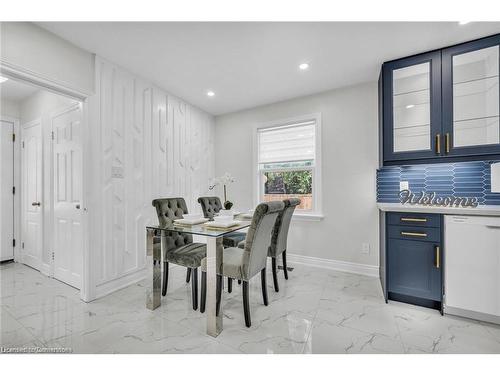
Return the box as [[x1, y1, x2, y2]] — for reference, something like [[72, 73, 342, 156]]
[[1, 261, 500, 354]]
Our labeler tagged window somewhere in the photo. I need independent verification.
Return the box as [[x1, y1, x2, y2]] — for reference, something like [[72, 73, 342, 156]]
[[255, 114, 322, 218]]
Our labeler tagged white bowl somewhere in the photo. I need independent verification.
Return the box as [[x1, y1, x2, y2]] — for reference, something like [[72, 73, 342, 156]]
[[219, 209, 233, 217], [183, 213, 202, 220], [214, 215, 233, 223]]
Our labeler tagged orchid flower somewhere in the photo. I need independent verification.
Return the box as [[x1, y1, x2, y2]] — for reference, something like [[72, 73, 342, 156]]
[[209, 172, 235, 190]]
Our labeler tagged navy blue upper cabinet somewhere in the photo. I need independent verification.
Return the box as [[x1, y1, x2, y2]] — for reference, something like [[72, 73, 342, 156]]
[[381, 33, 500, 165], [442, 34, 500, 158], [382, 51, 442, 162]]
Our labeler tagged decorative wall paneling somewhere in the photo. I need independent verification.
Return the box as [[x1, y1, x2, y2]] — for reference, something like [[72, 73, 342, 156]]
[[87, 57, 215, 300]]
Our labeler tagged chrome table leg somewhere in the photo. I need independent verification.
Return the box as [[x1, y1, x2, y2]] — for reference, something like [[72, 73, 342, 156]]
[[206, 236, 223, 337], [146, 228, 161, 310]]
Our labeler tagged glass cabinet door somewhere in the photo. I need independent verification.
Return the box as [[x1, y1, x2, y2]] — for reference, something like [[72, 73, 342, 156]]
[[383, 51, 442, 162], [442, 34, 500, 157], [393, 62, 431, 153]]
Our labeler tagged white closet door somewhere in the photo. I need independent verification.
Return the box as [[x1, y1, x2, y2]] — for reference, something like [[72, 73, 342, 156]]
[[52, 104, 83, 289], [1, 120, 14, 261], [21, 120, 42, 270]]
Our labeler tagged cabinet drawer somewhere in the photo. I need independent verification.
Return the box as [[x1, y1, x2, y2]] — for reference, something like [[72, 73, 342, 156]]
[[388, 225, 441, 242], [387, 212, 441, 228]]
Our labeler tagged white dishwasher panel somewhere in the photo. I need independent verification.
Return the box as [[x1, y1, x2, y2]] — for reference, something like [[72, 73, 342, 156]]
[[444, 215, 500, 322]]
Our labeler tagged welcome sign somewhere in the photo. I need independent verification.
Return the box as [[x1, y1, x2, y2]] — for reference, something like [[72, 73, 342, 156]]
[[400, 189, 479, 208]]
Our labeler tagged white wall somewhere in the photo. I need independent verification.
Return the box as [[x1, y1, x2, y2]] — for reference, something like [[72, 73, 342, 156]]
[[87, 57, 215, 300], [20, 91, 75, 124], [0, 98, 20, 118], [0, 22, 94, 94], [1, 23, 216, 300], [19, 90, 77, 274], [215, 82, 379, 271]]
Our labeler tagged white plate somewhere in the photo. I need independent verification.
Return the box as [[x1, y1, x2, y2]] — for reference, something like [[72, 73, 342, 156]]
[[183, 214, 203, 220], [174, 218, 209, 225], [240, 213, 253, 219], [215, 211, 241, 216], [203, 220, 241, 228], [214, 216, 233, 223]]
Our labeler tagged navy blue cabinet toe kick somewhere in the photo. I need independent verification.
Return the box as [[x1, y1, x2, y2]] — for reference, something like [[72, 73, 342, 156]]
[[385, 212, 443, 311]]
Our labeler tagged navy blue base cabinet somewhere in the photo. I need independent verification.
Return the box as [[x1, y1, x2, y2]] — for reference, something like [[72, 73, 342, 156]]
[[385, 212, 443, 310]]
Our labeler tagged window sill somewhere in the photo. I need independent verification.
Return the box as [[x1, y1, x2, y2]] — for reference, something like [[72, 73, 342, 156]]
[[292, 213, 324, 222]]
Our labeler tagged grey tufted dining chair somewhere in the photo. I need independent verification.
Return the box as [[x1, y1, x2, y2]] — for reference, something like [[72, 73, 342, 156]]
[[238, 198, 300, 292], [198, 196, 246, 247], [200, 201, 284, 327], [198, 196, 247, 292], [197, 196, 223, 219], [152, 197, 206, 310]]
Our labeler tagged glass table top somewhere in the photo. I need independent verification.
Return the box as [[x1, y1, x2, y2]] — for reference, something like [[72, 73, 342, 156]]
[[146, 217, 251, 237]]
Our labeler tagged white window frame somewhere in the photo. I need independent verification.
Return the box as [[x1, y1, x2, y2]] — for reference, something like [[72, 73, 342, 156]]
[[253, 113, 323, 221]]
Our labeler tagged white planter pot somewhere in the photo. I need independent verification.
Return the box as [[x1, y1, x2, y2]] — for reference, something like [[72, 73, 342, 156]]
[[219, 209, 233, 217]]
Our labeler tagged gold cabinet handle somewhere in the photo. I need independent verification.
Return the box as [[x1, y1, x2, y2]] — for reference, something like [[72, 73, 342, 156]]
[[400, 217, 427, 223], [401, 231, 428, 238], [435, 134, 441, 154], [445, 133, 450, 154], [435, 246, 440, 268]]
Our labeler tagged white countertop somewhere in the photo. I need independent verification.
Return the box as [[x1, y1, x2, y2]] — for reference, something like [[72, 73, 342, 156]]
[[377, 202, 500, 216]]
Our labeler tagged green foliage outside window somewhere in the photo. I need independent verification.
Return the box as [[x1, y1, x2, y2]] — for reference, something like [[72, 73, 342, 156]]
[[264, 170, 312, 194]]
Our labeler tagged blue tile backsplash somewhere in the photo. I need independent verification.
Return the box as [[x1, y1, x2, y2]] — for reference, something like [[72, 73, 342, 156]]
[[377, 161, 500, 205]]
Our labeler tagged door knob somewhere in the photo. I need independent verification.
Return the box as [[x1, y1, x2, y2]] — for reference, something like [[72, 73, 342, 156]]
[[75, 204, 81, 209], [31, 202, 41, 207]]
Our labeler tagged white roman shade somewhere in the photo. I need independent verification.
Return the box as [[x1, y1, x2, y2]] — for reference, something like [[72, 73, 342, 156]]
[[257, 120, 316, 164]]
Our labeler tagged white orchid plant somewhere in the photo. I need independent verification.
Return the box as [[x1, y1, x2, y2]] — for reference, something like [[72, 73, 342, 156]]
[[209, 172, 236, 209]]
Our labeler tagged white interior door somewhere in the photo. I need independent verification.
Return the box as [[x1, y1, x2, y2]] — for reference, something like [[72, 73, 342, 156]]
[[21, 120, 42, 270], [52, 104, 83, 289], [1, 120, 15, 261]]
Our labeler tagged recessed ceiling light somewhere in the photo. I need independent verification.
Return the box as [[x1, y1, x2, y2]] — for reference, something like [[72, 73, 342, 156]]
[[406, 104, 415, 109], [0, 76, 8, 83], [299, 63, 310, 71], [207, 90, 215, 97], [458, 21, 471, 25]]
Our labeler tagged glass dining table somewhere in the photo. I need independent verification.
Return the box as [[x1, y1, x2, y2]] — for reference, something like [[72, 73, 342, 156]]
[[145, 218, 251, 337]]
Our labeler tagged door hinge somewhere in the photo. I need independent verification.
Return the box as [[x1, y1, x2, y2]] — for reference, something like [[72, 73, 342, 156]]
[[12, 133, 15, 142], [52, 251, 55, 261], [13, 239, 16, 247], [12, 186, 15, 195], [22, 141, 25, 148], [22, 242, 24, 249], [51, 131, 55, 140]]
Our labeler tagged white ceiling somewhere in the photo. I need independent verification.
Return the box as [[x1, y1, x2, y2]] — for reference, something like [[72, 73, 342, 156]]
[[38, 22, 500, 116], [0, 78, 39, 102]]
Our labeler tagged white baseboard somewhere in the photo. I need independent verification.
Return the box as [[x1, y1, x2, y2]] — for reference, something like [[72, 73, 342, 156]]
[[444, 305, 500, 325], [39, 262, 51, 277], [90, 264, 184, 302], [286, 253, 379, 278], [93, 268, 147, 301]]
